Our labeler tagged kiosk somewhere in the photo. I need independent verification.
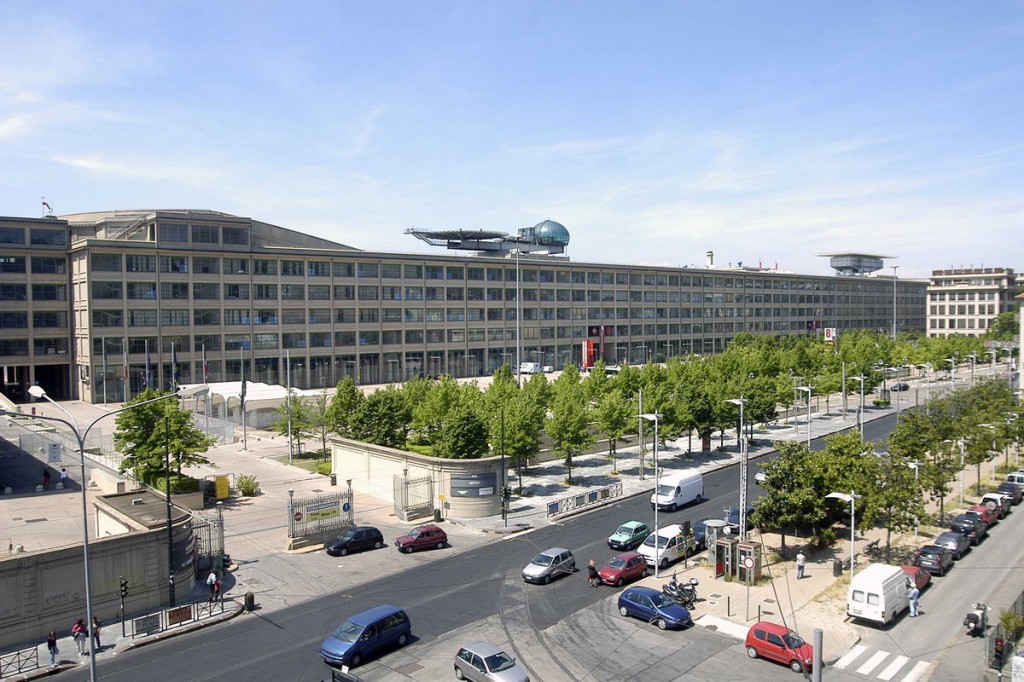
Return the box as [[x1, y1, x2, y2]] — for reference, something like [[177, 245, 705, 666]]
[[737, 541, 762, 583]]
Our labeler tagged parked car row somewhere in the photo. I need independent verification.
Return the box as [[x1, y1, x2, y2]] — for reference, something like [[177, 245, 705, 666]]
[[322, 524, 449, 557]]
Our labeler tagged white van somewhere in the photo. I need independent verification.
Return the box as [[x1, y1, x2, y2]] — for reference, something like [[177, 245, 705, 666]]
[[637, 524, 695, 569], [847, 564, 909, 625], [1006, 472, 1024, 487], [650, 471, 704, 512]]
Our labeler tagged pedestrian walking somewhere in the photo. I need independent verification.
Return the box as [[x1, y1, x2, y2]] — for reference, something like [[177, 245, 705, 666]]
[[209, 578, 223, 603], [206, 570, 218, 595], [91, 617, 102, 650], [795, 551, 806, 579], [42, 469, 51, 490], [908, 585, 920, 617], [60, 468, 69, 486], [71, 619, 87, 655], [46, 630, 58, 666]]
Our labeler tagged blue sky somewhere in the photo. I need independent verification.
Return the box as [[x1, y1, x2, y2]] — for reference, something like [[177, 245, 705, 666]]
[[2, 2, 1023, 278]]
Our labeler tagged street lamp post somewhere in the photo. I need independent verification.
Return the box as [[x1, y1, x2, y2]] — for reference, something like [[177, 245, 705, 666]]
[[8, 385, 204, 682], [851, 375, 866, 437], [515, 248, 522, 387], [640, 413, 661, 577], [725, 398, 748, 538], [826, 492, 860, 577], [798, 386, 812, 448], [907, 461, 920, 541]]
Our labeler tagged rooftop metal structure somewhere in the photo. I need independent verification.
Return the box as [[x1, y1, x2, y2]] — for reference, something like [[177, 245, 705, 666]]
[[816, 252, 895, 276], [406, 219, 570, 257]]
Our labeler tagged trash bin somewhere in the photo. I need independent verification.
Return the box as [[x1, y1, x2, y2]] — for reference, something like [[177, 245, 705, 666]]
[[244, 591, 255, 612], [433, 508, 442, 522], [833, 558, 843, 577], [330, 473, 337, 486]]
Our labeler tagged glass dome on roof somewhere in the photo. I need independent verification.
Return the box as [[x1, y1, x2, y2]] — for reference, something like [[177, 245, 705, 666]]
[[533, 219, 570, 247]]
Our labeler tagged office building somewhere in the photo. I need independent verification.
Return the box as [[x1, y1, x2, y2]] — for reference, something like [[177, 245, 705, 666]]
[[926, 267, 1018, 338]]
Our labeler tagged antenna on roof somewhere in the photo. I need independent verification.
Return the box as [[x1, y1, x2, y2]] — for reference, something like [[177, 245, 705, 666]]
[[41, 197, 54, 217]]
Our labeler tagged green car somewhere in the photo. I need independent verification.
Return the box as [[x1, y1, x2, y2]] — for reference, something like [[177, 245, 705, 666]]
[[608, 521, 651, 551]]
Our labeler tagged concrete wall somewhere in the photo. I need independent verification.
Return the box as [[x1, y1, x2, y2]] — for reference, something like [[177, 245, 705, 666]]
[[331, 437, 505, 519], [0, 527, 195, 649]]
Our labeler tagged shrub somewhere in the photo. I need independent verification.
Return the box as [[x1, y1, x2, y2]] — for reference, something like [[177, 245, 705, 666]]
[[814, 527, 837, 548], [236, 474, 260, 497], [316, 462, 332, 476]]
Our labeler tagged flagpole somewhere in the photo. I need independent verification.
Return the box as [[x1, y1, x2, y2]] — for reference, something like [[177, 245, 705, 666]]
[[102, 338, 108, 405], [202, 344, 209, 432], [145, 339, 151, 390], [123, 338, 129, 403], [286, 350, 293, 464], [241, 344, 247, 451]]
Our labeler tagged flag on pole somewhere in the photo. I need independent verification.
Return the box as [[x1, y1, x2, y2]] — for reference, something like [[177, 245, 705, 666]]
[[202, 344, 209, 383], [144, 339, 151, 388]]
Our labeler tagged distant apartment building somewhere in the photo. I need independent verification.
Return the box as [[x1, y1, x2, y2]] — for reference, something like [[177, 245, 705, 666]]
[[0, 210, 927, 404], [926, 267, 1018, 338]]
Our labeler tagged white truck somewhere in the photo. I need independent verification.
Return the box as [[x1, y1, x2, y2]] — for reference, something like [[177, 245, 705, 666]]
[[519, 362, 542, 375], [650, 471, 704, 512], [847, 563, 909, 625]]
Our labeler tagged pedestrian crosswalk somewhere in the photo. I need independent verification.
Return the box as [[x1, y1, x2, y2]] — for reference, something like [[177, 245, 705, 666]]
[[833, 645, 930, 681]]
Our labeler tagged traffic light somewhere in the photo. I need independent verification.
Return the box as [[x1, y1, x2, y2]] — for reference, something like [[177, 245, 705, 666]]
[[994, 637, 1004, 666], [120, 577, 128, 598]]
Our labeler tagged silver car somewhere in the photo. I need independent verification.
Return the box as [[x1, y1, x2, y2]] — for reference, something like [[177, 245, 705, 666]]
[[455, 642, 530, 682], [521, 547, 575, 584]]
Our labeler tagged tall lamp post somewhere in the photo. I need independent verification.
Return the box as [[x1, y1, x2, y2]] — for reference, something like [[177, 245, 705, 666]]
[[851, 375, 866, 437], [639, 413, 661, 576], [797, 386, 813, 448], [725, 398, 748, 538], [826, 491, 860, 577], [5, 385, 204, 682]]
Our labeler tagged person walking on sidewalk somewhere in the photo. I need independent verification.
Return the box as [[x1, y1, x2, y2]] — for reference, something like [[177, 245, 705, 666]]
[[42, 469, 51, 490], [205, 565, 218, 593], [60, 467, 69, 487], [47, 631, 58, 666], [908, 585, 920, 617], [91, 616, 102, 650], [795, 551, 806, 579], [71, 619, 87, 655]]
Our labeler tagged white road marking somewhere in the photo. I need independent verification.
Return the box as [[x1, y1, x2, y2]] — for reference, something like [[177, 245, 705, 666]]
[[900, 660, 931, 682], [834, 644, 867, 669], [856, 650, 889, 675], [877, 654, 908, 680]]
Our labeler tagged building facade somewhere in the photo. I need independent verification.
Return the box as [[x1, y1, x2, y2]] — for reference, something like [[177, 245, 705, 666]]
[[0, 210, 927, 404], [926, 267, 1018, 338]]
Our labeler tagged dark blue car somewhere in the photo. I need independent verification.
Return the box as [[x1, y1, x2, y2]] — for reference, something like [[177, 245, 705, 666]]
[[617, 586, 692, 630]]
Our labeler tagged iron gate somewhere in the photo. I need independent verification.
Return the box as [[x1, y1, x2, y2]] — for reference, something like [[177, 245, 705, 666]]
[[394, 474, 433, 522]]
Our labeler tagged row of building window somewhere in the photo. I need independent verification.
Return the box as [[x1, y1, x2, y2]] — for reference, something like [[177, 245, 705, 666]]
[[0, 311, 69, 328], [156, 223, 249, 246], [929, 291, 1008, 301], [0, 255, 68, 274], [929, 305, 999, 316], [0, 227, 67, 246], [0, 284, 67, 301]]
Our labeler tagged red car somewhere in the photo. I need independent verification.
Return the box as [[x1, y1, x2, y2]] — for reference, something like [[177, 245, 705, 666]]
[[745, 622, 813, 673], [900, 565, 931, 591], [394, 524, 448, 553], [597, 551, 648, 587], [966, 505, 999, 526]]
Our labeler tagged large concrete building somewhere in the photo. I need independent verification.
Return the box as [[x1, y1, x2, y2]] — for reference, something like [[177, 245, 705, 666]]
[[0, 210, 927, 404], [926, 267, 1019, 338]]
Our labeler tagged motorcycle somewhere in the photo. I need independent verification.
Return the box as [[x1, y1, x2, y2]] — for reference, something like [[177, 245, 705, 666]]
[[963, 603, 988, 636], [662, 573, 699, 609]]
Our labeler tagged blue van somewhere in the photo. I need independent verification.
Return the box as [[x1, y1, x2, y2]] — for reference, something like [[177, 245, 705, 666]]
[[320, 605, 411, 667]]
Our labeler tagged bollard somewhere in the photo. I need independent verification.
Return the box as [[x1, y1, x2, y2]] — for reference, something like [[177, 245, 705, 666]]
[[330, 473, 337, 486], [244, 591, 255, 612], [832, 558, 843, 577], [433, 508, 442, 522]]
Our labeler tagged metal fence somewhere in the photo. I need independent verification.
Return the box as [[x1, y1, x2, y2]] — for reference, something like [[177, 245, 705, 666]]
[[546, 481, 624, 517], [394, 474, 433, 522], [286, 490, 354, 539], [130, 595, 227, 639], [0, 646, 38, 677], [192, 508, 226, 575]]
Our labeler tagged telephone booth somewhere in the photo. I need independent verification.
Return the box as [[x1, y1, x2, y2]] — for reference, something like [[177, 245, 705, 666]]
[[714, 537, 739, 578], [737, 541, 762, 584]]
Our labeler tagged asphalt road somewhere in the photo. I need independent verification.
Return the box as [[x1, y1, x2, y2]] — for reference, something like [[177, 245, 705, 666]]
[[58, 415, 902, 682]]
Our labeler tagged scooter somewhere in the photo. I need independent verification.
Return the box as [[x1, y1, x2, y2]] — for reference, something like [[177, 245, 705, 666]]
[[662, 573, 699, 609], [964, 603, 988, 636]]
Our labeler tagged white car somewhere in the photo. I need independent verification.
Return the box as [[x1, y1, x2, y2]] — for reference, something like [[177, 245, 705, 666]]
[[521, 547, 575, 584]]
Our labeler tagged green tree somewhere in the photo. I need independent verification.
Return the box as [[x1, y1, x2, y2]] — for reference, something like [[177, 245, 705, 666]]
[[984, 312, 1018, 341], [493, 394, 542, 489], [326, 376, 363, 438], [751, 441, 827, 555], [271, 392, 314, 454], [871, 453, 925, 562], [350, 386, 411, 448], [114, 388, 217, 484], [307, 391, 333, 459], [546, 377, 593, 485], [433, 403, 489, 459], [411, 375, 463, 445], [594, 389, 633, 473]]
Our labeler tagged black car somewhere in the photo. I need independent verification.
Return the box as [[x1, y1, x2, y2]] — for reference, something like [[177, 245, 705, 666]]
[[950, 514, 987, 546], [914, 545, 954, 576], [891, 382, 910, 392], [726, 506, 756, 534], [997, 482, 1024, 505], [324, 526, 385, 556], [692, 518, 710, 550], [934, 531, 972, 560]]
